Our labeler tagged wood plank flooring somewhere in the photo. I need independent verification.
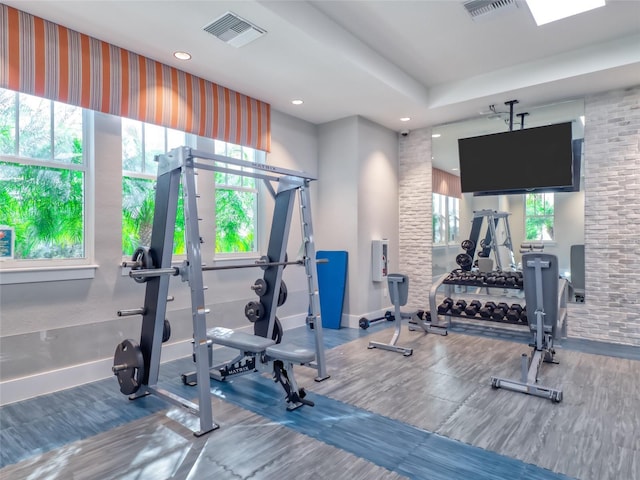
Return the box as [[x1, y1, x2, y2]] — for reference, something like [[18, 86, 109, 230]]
[[295, 326, 640, 480], [1, 323, 638, 479]]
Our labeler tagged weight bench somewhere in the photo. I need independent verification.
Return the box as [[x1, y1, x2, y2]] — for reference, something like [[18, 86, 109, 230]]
[[205, 327, 315, 410], [490, 253, 564, 403]]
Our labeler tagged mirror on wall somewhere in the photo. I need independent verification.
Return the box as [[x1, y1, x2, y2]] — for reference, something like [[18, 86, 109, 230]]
[[431, 98, 585, 302]]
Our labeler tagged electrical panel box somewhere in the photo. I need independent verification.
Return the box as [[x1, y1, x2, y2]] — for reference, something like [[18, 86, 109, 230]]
[[372, 239, 388, 282]]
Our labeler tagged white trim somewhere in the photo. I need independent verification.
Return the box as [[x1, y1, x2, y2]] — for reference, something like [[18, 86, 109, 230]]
[[0, 264, 99, 284], [0, 313, 309, 406]]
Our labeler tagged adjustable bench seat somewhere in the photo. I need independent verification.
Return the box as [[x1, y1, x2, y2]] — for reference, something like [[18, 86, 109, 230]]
[[265, 343, 315, 364], [207, 327, 275, 353]]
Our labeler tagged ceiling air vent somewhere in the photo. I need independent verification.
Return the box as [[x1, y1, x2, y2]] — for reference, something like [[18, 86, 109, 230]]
[[203, 12, 266, 48], [463, 0, 519, 21]]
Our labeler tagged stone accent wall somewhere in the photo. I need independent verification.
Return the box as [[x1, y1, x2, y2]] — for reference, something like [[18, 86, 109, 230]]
[[398, 86, 640, 346], [398, 128, 432, 309], [569, 86, 640, 346]]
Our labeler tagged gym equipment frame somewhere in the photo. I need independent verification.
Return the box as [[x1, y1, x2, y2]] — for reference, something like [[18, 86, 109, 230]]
[[113, 147, 327, 436], [457, 210, 517, 272], [368, 274, 447, 356], [490, 253, 567, 403]]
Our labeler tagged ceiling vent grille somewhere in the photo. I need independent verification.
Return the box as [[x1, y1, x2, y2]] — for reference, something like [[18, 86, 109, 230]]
[[463, 0, 519, 21], [203, 12, 266, 48]]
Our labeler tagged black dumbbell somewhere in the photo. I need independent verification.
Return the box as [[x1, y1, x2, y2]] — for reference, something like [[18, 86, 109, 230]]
[[450, 299, 468, 315], [505, 275, 517, 287], [464, 300, 482, 316], [479, 301, 496, 318], [495, 276, 506, 286], [437, 297, 454, 314], [491, 302, 510, 321], [520, 307, 528, 324], [485, 275, 497, 285], [505, 304, 523, 322]]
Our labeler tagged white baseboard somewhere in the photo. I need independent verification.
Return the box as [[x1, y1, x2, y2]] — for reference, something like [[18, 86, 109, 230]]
[[0, 314, 309, 406]]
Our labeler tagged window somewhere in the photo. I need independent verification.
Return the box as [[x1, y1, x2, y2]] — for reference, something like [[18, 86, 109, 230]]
[[0, 88, 92, 266], [212, 141, 263, 255], [525, 193, 554, 241], [121, 119, 187, 256], [433, 193, 459, 245]]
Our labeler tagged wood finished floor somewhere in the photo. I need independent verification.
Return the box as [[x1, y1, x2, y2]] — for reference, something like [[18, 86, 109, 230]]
[[294, 327, 640, 480], [1, 325, 638, 479]]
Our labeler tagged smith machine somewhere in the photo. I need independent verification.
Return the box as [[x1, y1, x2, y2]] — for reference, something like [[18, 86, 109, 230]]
[[113, 147, 328, 436]]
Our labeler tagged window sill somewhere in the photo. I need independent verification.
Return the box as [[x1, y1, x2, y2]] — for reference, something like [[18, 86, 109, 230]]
[[0, 264, 99, 285]]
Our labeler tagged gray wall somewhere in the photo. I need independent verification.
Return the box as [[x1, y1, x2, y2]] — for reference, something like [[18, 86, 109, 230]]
[[317, 116, 399, 324], [400, 86, 640, 346]]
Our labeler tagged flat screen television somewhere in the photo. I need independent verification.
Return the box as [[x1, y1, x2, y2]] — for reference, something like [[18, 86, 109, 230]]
[[458, 122, 580, 195]]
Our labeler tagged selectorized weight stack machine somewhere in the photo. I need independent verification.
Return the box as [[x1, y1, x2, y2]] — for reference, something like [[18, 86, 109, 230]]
[[112, 147, 328, 436]]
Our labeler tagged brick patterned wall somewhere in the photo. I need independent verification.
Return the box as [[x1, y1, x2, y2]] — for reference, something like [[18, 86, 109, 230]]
[[569, 86, 640, 346], [398, 129, 432, 309], [398, 86, 640, 346]]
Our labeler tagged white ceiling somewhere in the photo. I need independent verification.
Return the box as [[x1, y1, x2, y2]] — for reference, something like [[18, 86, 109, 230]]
[[7, 0, 640, 133]]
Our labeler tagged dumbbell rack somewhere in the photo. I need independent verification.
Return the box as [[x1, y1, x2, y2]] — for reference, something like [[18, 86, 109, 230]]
[[428, 271, 527, 329], [429, 270, 568, 334]]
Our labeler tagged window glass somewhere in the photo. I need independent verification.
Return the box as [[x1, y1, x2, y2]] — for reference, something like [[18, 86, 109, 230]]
[[211, 142, 261, 255], [525, 193, 554, 241], [0, 89, 16, 155], [18, 93, 52, 160], [448, 196, 460, 243], [433, 193, 460, 246], [122, 118, 143, 172], [0, 88, 87, 262], [121, 120, 186, 256], [53, 101, 83, 164]]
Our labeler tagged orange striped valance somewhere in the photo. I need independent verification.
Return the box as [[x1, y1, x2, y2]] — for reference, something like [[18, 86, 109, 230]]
[[433, 167, 461, 198], [0, 4, 270, 151]]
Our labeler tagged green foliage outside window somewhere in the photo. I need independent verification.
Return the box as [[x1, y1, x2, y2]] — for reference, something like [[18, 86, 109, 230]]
[[121, 177, 186, 256], [0, 89, 85, 260], [121, 119, 185, 256], [215, 188, 255, 253], [525, 193, 554, 241], [213, 143, 258, 255]]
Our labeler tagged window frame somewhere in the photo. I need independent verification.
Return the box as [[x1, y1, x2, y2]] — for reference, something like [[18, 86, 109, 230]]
[[0, 89, 96, 282], [120, 125, 264, 264], [211, 140, 264, 260]]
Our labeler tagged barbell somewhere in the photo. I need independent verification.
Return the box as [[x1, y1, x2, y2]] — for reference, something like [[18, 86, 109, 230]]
[[126, 256, 328, 281]]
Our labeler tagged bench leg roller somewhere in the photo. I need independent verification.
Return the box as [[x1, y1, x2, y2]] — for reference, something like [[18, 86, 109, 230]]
[[273, 360, 314, 410]]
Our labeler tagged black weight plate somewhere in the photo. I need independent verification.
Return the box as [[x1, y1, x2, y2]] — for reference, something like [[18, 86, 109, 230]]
[[252, 278, 268, 297], [456, 253, 472, 268], [461, 239, 475, 251], [277, 281, 288, 307], [272, 316, 283, 344], [162, 319, 171, 343], [131, 246, 154, 284], [245, 301, 265, 322], [113, 339, 145, 395]]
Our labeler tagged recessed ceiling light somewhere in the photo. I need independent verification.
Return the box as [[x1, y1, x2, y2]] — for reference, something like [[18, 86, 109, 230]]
[[452, 168, 459, 171], [400, 117, 411, 122], [291, 99, 303, 105], [174, 51, 192, 60], [526, 0, 605, 26], [432, 133, 441, 138]]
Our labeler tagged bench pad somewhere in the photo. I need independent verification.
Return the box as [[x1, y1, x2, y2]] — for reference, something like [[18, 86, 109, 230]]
[[265, 343, 315, 364], [207, 327, 275, 353]]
